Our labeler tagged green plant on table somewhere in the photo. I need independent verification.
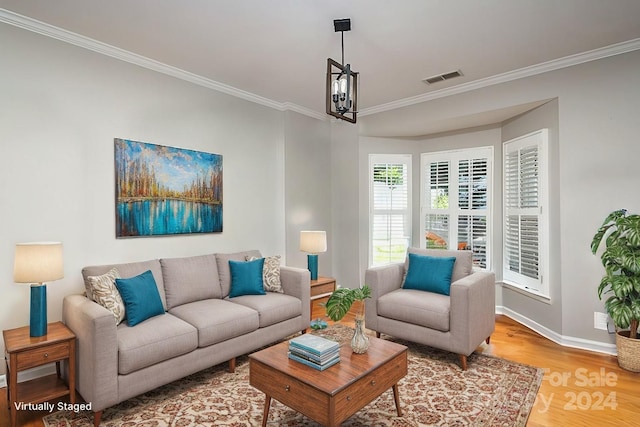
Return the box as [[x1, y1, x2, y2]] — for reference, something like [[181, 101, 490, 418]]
[[324, 285, 372, 322], [591, 209, 640, 339]]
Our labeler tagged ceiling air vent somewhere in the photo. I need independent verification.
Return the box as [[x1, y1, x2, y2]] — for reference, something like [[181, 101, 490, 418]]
[[422, 70, 463, 85]]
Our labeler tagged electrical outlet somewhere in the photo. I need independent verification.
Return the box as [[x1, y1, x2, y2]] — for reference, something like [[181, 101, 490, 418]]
[[594, 311, 609, 330]]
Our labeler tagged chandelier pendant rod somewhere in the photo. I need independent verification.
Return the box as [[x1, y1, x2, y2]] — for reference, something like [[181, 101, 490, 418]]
[[341, 30, 345, 66]]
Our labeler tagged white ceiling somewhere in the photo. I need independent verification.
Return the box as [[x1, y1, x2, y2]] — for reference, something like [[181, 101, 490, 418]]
[[2, 0, 640, 136]]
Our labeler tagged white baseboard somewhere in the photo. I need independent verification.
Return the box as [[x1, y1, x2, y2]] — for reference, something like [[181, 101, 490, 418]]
[[0, 364, 57, 389], [497, 306, 617, 355]]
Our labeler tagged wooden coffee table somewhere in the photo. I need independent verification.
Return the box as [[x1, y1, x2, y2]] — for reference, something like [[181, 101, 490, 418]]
[[249, 334, 407, 426]]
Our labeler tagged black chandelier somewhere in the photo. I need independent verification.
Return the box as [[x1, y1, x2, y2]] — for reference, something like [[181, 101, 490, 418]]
[[326, 18, 358, 123]]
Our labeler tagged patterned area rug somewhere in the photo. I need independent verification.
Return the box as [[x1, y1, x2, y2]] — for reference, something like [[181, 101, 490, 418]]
[[43, 324, 542, 426]]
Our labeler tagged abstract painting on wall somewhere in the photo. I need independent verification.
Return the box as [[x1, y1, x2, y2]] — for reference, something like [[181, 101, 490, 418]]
[[114, 138, 223, 237]]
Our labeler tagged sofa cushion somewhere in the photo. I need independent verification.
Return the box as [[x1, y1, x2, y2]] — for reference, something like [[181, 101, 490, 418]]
[[86, 268, 125, 325], [403, 253, 456, 296], [406, 248, 472, 283], [117, 313, 197, 375], [82, 259, 167, 310], [229, 258, 265, 298], [169, 299, 259, 347], [377, 288, 450, 332], [115, 270, 166, 327], [229, 293, 302, 328], [160, 254, 222, 310], [247, 255, 283, 293], [215, 250, 262, 297]]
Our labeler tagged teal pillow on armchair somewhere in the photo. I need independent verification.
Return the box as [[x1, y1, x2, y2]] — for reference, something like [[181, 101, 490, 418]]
[[402, 253, 457, 296]]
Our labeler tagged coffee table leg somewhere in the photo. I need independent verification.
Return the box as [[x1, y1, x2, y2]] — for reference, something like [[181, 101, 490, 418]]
[[261, 394, 272, 427], [392, 384, 402, 417]]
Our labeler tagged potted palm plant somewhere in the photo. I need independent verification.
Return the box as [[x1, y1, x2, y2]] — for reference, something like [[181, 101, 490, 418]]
[[325, 285, 372, 353], [591, 209, 640, 372]]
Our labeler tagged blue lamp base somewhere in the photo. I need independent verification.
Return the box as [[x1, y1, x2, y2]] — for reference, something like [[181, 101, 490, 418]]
[[30, 284, 47, 337], [307, 254, 319, 280]]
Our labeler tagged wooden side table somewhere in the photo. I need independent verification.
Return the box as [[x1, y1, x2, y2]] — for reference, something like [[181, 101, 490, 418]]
[[309, 276, 336, 320], [3, 321, 76, 427]]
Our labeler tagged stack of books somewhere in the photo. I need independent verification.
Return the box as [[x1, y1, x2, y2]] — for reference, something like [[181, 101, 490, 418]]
[[288, 334, 340, 371]]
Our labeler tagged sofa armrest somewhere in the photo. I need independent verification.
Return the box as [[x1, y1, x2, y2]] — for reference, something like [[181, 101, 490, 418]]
[[279, 266, 311, 325], [364, 263, 405, 331], [62, 294, 119, 412], [449, 271, 496, 354]]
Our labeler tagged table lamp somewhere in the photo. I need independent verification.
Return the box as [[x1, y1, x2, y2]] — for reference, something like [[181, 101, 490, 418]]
[[13, 242, 64, 337], [300, 231, 327, 280]]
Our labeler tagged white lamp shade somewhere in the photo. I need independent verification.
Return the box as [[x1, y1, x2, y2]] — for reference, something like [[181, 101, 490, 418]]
[[300, 231, 327, 254], [14, 242, 64, 283]]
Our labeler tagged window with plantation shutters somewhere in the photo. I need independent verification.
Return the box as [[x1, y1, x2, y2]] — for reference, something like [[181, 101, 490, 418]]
[[369, 155, 412, 266], [421, 147, 493, 269], [503, 129, 549, 297]]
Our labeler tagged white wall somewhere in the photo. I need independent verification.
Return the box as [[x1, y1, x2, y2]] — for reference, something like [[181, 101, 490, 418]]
[[0, 23, 327, 373], [330, 122, 361, 288], [283, 111, 332, 274], [552, 51, 640, 342], [491, 51, 640, 345], [348, 50, 640, 349]]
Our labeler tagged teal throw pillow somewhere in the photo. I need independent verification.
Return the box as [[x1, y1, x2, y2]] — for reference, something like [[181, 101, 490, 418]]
[[115, 270, 165, 327], [229, 258, 266, 298], [403, 253, 457, 296]]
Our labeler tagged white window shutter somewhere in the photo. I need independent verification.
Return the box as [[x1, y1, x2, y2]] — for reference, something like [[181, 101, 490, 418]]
[[421, 148, 493, 270], [370, 155, 412, 266], [503, 130, 548, 296]]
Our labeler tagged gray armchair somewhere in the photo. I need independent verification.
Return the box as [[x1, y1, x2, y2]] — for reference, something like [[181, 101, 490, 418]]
[[364, 248, 495, 370]]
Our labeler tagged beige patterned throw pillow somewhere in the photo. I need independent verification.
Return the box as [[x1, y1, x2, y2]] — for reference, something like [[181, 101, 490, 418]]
[[87, 268, 126, 325], [246, 255, 283, 293]]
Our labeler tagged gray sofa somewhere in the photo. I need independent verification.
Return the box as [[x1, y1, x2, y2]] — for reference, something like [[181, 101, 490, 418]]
[[62, 250, 310, 426], [364, 248, 495, 370]]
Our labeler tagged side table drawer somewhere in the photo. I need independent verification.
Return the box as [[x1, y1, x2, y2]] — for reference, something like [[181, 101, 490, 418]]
[[311, 282, 335, 297], [334, 350, 407, 421], [16, 341, 70, 370], [250, 359, 330, 424]]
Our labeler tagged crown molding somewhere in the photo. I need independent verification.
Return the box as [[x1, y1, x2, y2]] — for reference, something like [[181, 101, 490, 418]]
[[360, 37, 640, 117], [0, 8, 324, 121], [3, 8, 639, 122], [280, 102, 327, 121]]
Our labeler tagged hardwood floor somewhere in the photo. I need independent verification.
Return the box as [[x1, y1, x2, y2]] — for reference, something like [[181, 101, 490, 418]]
[[479, 315, 639, 426], [2, 300, 638, 426]]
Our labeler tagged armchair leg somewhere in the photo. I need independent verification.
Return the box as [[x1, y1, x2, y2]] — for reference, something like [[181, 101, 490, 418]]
[[376, 332, 381, 338], [93, 410, 103, 427], [228, 357, 236, 373], [458, 354, 468, 371], [486, 336, 491, 345]]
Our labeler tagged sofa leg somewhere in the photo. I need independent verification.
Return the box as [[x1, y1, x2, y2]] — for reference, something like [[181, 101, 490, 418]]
[[301, 329, 307, 334], [228, 357, 236, 373], [486, 336, 491, 345], [93, 410, 102, 427], [458, 354, 468, 371], [376, 332, 381, 339]]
